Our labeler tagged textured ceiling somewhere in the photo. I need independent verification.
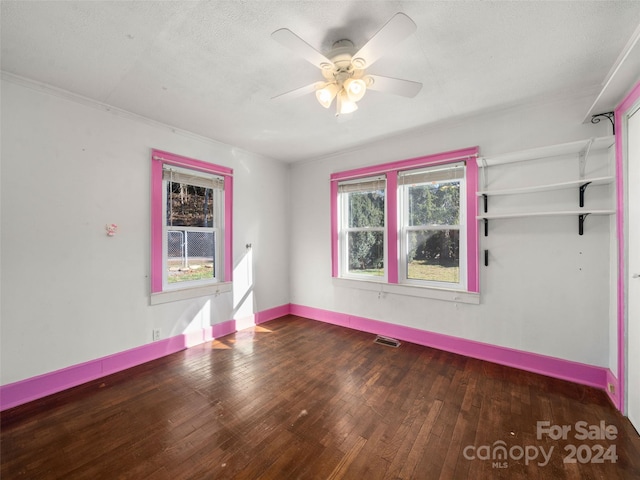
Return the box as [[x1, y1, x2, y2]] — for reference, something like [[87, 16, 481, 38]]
[[2, 1, 640, 162]]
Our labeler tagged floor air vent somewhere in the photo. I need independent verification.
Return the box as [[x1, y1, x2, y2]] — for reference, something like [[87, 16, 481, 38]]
[[374, 335, 401, 348]]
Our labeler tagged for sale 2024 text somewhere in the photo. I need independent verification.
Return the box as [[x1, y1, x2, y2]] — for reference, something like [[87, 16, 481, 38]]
[[537, 420, 618, 465]]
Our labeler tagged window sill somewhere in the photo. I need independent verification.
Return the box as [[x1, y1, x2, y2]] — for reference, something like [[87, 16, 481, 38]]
[[150, 282, 232, 305], [332, 277, 480, 304]]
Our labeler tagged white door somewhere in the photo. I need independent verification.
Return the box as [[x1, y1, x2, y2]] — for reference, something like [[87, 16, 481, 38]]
[[627, 104, 640, 434]]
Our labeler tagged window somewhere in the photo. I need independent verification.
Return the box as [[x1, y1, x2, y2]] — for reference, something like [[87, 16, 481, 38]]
[[331, 147, 478, 292], [163, 165, 223, 285], [338, 176, 386, 279], [151, 150, 233, 294], [399, 163, 466, 288]]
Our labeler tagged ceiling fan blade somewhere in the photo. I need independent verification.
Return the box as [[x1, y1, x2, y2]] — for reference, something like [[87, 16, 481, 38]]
[[366, 75, 422, 98], [271, 82, 324, 101], [352, 13, 417, 69], [271, 28, 334, 70]]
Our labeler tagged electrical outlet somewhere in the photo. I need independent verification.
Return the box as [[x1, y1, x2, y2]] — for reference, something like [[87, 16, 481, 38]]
[[608, 383, 615, 394], [152, 329, 161, 341]]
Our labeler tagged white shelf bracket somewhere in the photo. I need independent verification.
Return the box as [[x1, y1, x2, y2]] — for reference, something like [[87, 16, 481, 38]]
[[578, 138, 594, 179], [480, 157, 488, 190]]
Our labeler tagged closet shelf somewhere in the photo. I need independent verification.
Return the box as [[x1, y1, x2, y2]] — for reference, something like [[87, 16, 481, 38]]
[[477, 175, 614, 197], [477, 209, 615, 220], [477, 210, 615, 236], [477, 135, 615, 167]]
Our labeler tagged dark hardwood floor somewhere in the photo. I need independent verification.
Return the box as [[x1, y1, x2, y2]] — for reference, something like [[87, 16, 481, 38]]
[[2, 315, 639, 479]]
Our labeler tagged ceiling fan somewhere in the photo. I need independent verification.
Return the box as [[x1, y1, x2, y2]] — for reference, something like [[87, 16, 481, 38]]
[[271, 13, 423, 116]]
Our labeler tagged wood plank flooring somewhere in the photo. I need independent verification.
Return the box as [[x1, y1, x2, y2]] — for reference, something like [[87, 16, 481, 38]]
[[2, 315, 640, 479]]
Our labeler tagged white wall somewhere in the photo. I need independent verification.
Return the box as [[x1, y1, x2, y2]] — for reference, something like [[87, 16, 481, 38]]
[[0, 77, 618, 387], [0, 78, 290, 385], [289, 92, 615, 368]]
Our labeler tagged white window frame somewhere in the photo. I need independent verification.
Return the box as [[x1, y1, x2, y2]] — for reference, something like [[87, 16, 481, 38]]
[[398, 163, 467, 290], [162, 165, 225, 291], [338, 176, 387, 282]]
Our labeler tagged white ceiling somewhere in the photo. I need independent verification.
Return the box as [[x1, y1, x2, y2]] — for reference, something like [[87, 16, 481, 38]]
[[2, 1, 640, 163]]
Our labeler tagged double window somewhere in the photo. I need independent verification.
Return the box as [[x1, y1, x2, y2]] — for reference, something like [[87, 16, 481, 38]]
[[151, 150, 233, 294], [331, 148, 478, 292]]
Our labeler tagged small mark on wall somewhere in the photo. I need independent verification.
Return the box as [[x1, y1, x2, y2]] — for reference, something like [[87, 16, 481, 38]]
[[106, 224, 118, 236]]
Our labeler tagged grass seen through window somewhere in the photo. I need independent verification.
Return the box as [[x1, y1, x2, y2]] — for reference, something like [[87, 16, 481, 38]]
[[408, 261, 459, 283]]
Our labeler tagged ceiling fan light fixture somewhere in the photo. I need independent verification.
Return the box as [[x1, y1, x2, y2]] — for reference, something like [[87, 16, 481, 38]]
[[336, 90, 358, 116], [352, 57, 366, 69], [316, 83, 339, 108], [343, 78, 367, 102]]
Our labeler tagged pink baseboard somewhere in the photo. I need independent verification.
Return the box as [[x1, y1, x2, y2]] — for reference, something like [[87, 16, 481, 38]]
[[289, 304, 612, 393], [0, 319, 238, 412], [255, 304, 291, 325]]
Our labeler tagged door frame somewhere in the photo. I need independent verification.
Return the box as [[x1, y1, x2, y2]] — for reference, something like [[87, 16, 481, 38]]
[[614, 80, 640, 415]]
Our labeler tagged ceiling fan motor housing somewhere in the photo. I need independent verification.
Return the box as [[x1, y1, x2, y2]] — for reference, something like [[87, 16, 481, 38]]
[[322, 40, 365, 85]]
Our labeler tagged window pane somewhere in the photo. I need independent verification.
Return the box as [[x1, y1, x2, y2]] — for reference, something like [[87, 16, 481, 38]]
[[348, 190, 385, 228], [407, 181, 460, 226], [167, 230, 215, 283], [348, 231, 384, 276], [166, 183, 214, 227], [407, 230, 459, 283]]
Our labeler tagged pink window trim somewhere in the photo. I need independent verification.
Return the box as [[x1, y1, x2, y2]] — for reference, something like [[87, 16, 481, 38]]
[[386, 172, 399, 284], [330, 147, 479, 292], [151, 149, 233, 293], [329, 147, 479, 182], [223, 175, 233, 282], [613, 79, 640, 412], [330, 180, 339, 277]]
